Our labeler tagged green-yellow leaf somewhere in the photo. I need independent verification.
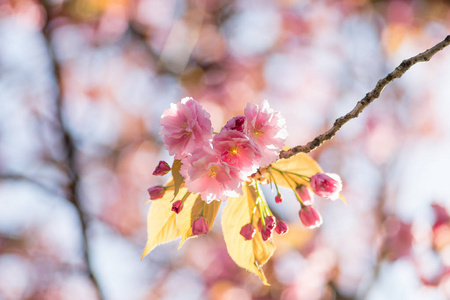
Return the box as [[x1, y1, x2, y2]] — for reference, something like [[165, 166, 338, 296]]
[[267, 153, 323, 189], [222, 183, 275, 285], [176, 195, 221, 248], [142, 180, 180, 259], [172, 159, 184, 198]]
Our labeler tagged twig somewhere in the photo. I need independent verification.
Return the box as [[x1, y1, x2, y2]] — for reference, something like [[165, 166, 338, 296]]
[[41, 2, 104, 299], [280, 35, 450, 159]]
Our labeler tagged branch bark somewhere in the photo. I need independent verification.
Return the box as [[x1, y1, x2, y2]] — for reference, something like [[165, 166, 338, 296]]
[[280, 35, 450, 159]]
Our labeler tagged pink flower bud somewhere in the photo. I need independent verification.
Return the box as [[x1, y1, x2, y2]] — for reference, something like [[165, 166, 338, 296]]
[[240, 223, 256, 241], [261, 227, 273, 241], [171, 200, 183, 214], [265, 216, 277, 230], [296, 184, 314, 205], [275, 193, 283, 203], [310, 173, 343, 200], [224, 116, 246, 132], [275, 220, 289, 235], [147, 186, 165, 200], [258, 216, 276, 241], [299, 205, 323, 229], [152, 160, 171, 176], [192, 217, 209, 236]]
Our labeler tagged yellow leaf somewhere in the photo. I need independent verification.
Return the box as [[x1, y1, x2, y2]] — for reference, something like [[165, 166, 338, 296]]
[[266, 153, 322, 189], [176, 195, 221, 248], [222, 183, 275, 285], [142, 180, 180, 259], [172, 159, 184, 198]]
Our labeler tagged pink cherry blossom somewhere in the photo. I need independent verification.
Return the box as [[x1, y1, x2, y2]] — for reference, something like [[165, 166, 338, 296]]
[[160, 97, 213, 159], [192, 217, 209, 235], [244, 100, 288, 167], [152, 160, 171, 176], [310, 173, 343, 200], [240, 223, 256, 240], [212, 129, 261, 179], [181, 146, 242, 202], [299, 205, 323, 229]]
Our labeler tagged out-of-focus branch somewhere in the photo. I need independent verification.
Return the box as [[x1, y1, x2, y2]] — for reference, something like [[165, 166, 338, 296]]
[[280, 35, 450, 159], [41, 2, 104, 299], [0, 173, 59, 196]]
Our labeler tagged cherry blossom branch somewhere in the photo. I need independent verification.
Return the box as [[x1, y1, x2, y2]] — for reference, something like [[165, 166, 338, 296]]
[[280, 35, 450, 159]]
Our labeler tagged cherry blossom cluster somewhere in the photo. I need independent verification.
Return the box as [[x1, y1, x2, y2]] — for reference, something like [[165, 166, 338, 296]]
[[158, 97, 288, 202], [147, 97, 343, 240]]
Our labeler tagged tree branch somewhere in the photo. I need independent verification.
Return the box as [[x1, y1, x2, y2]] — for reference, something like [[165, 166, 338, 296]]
[[280, 35, 450, 159], [41, 2, 104, 299]]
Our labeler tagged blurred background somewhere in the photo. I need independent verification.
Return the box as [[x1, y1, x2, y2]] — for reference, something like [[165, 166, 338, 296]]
[[1, 0, 450, 299]]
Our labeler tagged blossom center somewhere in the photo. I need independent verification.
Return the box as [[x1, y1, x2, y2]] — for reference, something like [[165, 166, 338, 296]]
[[229, 146, 238, 155], [208, 166, 218, 178]]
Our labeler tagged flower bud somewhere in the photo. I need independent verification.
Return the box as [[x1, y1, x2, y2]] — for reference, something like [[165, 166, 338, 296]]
[[258, 216, 276, 241], [310, 173, 342, 200], [152, 160, 171, 176], [192, 217, 209, 236], [240, 223, 256, 241], [275, 193, 283, 203], [261, 227, 273, 241], [224, 116, 246, 132], [147, 186, 165, 200], [265, 216, 277, 230], [296, 184, 314, 205], [171, 200, 183, 214], [275, 220, 289, 235], [299, 205, 323, 229]]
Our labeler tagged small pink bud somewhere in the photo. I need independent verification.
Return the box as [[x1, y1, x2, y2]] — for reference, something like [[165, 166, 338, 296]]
[[299, 205, 323, 229], [192, 217, 209, 236], [152, 160, 171, 176], [147, 186, 165, 200], [265, 216, 277, 230], [240, 223, 256, 240], [275, 220, 289, 235], [224, 116, 246, 132], [275, 193, 283, 203], [261, 227, 273, 241], [310, 173, 342, 200], [296, 185, 314, 205], [171, 200, 183, 214]]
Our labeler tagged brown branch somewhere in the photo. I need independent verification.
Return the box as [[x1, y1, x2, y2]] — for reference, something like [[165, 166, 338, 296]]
[[280, 35, 450, 159], [41, 2, 104, 299]]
